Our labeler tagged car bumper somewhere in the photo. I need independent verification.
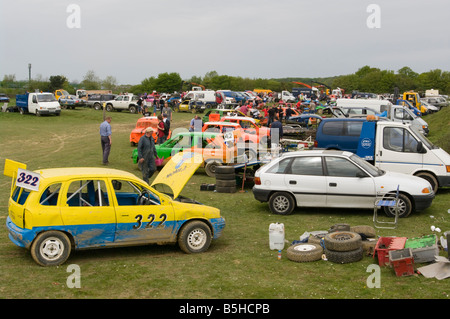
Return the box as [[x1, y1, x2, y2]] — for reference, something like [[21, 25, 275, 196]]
[[412, 193, 435, 211], [39, 109, 61, 114], [252, 187, 271, 202], [211, 217, 226, 239], [6, 216, 35, 249]]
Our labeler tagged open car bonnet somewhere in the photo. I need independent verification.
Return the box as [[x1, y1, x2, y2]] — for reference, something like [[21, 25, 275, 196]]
[[151, 151, 204, 199]]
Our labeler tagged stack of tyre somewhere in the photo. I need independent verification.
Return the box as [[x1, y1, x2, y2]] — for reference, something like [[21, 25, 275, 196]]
[[214, 166, 236, 193], [323, 231, 363, 264]]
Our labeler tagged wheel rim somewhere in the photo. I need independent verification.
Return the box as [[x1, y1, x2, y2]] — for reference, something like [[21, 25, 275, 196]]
[[244, 150, 256, 162], [294, 244, 316, 252], [187, 229, 207, 250], [387, 199, 407, 216], [39, 237, 65, 261], [273, 195, 289, 213], [386, 195, 408, 217]]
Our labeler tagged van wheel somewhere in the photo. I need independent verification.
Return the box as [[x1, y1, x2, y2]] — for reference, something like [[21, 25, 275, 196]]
[[415, 172, 438, 193], [269, 192, 295, 215], [106, 104, 114, 112], [31, 231, 71, 266]]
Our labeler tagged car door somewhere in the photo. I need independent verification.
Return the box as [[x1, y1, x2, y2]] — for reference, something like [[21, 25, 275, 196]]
[[324, 156, 375, 208], [282, 156, 327, 207], [60, 179, 116, 248], [110, 179, 175, 244]]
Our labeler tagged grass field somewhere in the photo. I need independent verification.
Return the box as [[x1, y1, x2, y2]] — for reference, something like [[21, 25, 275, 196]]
[[0, 105, 449, 300]]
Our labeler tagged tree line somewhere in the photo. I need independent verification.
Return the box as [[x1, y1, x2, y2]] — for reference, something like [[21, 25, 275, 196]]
[[1, 66, 449, 97]]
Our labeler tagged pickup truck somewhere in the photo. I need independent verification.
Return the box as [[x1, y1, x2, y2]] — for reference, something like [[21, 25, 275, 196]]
[[16, 92, 61, 116], [86, 93, 117, 110], [105, 94, 139, 113], [314, 117, 450, 192]]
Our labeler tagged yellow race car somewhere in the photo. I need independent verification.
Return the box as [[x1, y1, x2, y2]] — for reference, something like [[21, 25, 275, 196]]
[[4, 154, 225, 266]]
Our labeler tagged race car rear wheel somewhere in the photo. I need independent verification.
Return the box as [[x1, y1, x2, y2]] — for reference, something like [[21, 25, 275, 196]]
[[31, 231, 72, 267]]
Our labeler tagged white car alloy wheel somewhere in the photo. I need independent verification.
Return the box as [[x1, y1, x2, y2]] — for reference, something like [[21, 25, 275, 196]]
[[269, 192, 295, 215]]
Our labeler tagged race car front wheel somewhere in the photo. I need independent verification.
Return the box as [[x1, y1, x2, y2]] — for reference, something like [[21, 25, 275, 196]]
[[178, 221, 212, 254]]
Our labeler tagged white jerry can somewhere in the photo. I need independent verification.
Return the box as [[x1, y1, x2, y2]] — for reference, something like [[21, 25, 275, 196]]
[[269, 223, 285, 250]]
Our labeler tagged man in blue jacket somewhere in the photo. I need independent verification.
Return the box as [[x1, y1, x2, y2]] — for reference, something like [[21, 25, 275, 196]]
[[99, 116, 112, 165]]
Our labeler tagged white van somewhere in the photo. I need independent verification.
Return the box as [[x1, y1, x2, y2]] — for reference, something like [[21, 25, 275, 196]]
[[336, 98, 392, 113], [183, 90, 217, 108], [336, 98, 428, 135]]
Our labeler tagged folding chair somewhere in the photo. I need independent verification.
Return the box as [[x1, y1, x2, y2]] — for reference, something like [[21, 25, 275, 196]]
[[373, 185, 400, 229]]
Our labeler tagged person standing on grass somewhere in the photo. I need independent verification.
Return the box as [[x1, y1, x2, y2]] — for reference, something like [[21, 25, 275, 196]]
[[157, 114, 166, 144], [138, 127, 158, 184], [162, 102, 172, 121], [99, 116, 112, 165]]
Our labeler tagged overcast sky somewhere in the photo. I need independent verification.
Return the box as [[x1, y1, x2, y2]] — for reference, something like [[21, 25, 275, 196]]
[[1, 0, 449, 85]]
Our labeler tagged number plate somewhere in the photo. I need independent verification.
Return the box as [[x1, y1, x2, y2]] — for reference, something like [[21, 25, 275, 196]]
[[16, 168, 41, 191]]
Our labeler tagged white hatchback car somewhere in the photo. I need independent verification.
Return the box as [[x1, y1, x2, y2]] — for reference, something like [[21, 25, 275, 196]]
[[252, 150, 434, 217]]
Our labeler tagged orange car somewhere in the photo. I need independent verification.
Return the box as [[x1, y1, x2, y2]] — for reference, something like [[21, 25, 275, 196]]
[[220, 116, 270, 146], [129, 116, 171, 145]]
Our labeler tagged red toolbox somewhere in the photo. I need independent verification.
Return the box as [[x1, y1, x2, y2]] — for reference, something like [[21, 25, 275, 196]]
[[389, 248, 415, 277], [374, 237, 407, 266]]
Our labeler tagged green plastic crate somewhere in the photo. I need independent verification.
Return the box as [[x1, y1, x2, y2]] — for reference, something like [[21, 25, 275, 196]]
[[405, 234, 437, 249]]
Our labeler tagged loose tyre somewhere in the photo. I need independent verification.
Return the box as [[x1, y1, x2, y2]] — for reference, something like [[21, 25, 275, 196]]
[[269, 192, 295, 215], [287, 243, 323, 262], [178, 221, 212, 254], [214, 173, 235, 180], [324, 246, 363, 264], [382, 193, 412, 218], [324, 231, 361, 252], [215, 185, 236, 193], [215, 179, 236, 187], [31, 231, 72, 267], [215, 166, 235, 175], [350, 225, 376, 238]]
